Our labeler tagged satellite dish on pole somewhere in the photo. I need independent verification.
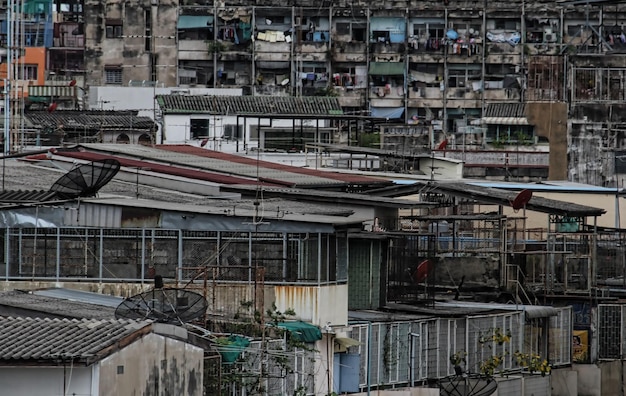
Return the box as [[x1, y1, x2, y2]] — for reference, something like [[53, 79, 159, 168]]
[[49, 159, 121, 199], [437, 139, 449, 151], [413, 259, 433, 283], [115, 287, 208, 324], [510, 189, 533, 210]]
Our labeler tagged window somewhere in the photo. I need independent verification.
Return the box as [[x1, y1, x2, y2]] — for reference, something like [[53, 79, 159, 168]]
[[105, 67, 122, 85], [18, 64, 37, 80], [494, 19, 519, 30], [105, 19, 123, 38], [190, 119, 210, 139], [336, 22, 350, 35], [223, 124, 243, 140]]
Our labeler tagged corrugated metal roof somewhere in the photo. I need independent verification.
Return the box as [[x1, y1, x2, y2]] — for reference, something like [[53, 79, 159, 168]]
[[52, 149, 275, 187], [0, 290, 118, 320], [76, 144, 371, 188], [0, 316, 151, 364], [25, 110, 156, 129], [373, 181, 606, 217], [33, 288, 125, 308], [437, 301, 558, 318], [157, 145, 390, 186], [0, 189, 60, 203], [484, 103, 526, 118], [81, 196, 367, 226], [157, 95, 343, 115], [470, 181, 621, 193]]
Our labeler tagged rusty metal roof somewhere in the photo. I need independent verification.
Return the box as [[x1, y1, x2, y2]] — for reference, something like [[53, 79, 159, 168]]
[[25, 110, 156, 129], [75, 144, 387, 188], [157, 144, 389, 187], [156, 95, 343, 115], [0, 316, 151, 365], [50, 148, 275, 187]]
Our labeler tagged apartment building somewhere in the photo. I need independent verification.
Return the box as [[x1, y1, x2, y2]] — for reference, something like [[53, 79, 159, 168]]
[[3, 0, 626, 184]]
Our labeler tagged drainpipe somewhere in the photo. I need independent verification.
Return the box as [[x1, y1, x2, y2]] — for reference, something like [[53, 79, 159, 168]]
[[408, 332, 420, 387]]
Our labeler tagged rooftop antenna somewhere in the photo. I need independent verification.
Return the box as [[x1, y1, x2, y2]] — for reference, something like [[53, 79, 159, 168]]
[[115, 275, 208, 325]]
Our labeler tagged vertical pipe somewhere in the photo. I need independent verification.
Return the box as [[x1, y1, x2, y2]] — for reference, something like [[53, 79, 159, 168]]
[[4, 228, 9, 280], [56, 227, 60, 281], [140, 229, 146, 282], [178, 229, 183, 282], [99, 228, 104, 281]]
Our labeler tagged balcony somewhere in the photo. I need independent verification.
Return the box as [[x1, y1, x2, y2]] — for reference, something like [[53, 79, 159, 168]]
[[370, 42, 406, 54], [254, 40, 291, 55], [52, 23, 83, 48], [334, 87, 366, 107], [178, 40, 212, 61]]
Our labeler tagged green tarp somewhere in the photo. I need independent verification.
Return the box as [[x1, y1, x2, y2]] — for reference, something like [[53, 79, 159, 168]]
[[277, 321, 323, 343], [369, 62, 405, 76], [216, 335, 250, 364]]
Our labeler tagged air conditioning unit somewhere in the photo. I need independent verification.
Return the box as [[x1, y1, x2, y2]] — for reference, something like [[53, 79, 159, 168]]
[[544, 28, 556, 42]]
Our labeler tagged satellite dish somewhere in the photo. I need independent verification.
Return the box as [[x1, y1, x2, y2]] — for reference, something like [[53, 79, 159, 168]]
[[49, 158, 121, 199], [437, 139, 449, 150], [439, 373, 498, 396], [47, 102, 58, 113], [511, 189, 533, 210], [69, 79, 77, 87], [413, 259, 433, 283], [115, 287, 208, 324]]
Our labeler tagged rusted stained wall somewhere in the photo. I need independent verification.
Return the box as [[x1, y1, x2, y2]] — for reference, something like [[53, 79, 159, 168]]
[[527, 102, 567, 181], [84, 0, 178, 86], [99, 332, 204, 396]]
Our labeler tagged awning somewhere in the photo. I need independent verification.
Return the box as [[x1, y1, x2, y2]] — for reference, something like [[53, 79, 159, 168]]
[[481, 117, 529, 125], [177, 15, 214, 29], [335, 336, 361, 348], [277, 321, 322, 342], [437, 301, 558, 318], [370, 107, 404, 119], [256, 61, 290, 70], [369, 62, 405, 76]]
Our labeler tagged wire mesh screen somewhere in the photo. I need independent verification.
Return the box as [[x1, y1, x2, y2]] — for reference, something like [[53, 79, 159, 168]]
[[1, 227, 346, 285], [572, 67, 626, 102], [598, 304, 623, 359], [386, 234, 436, 304]]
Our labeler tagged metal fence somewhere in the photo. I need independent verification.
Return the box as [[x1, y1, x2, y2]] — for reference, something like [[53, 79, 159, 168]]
[[0, 227, 346, 285], [347, 311, 536, 389]]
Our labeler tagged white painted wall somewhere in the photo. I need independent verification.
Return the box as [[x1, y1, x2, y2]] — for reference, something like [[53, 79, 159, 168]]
[[162, 114, 331, 153], [88, 87, 242, 144], [0, 366, 93, 395]]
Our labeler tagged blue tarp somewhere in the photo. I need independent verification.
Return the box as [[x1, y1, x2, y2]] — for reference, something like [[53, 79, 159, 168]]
[[370, 107, 405, 119]]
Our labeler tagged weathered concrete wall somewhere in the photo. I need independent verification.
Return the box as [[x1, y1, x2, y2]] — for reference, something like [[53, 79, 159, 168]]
[[573, 363, 602, 396], [551, 367, 578, 396], [527, 102, 568, 181], [99, 332, 204, 396], [435, 256, 500, 289], [599, 360, 622, 396]]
